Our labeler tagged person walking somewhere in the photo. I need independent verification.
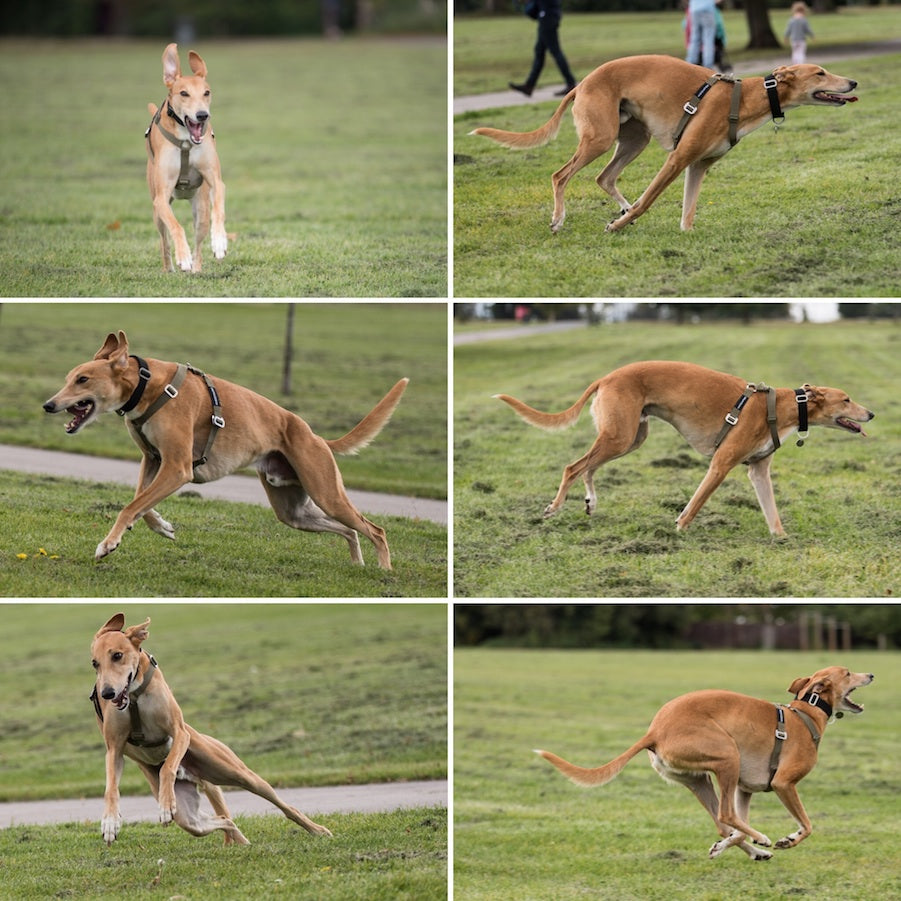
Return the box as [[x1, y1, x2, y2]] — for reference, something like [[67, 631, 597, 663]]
[[785, 2, 814, 65], [685, 0, 717, 70], [509, 0, 578, 98]]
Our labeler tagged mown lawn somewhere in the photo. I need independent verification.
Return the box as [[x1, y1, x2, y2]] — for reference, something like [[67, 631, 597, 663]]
[[454, 318, 900, 597], [0, 38, 447, 297], [454, 646, 898, 900]]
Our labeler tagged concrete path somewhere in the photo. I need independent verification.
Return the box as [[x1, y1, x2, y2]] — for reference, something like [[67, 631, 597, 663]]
[[454, 319, 586, 346], [0, 444, 446, 526], [454, 40, 901, 115], [0, 779, 447, 829]]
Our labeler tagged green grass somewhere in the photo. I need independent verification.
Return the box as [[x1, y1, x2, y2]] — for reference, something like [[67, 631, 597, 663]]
[[454, 646, 899, 900], [0, 471, 447, 596], [0, 808, 446, 900], [0, 302, 447, 499], [0, 38, 446, 297], [454, 50, 900, 297], [454, 7, 901, 95], [0, 603, 446, 801], [454, 319, 900, 597]]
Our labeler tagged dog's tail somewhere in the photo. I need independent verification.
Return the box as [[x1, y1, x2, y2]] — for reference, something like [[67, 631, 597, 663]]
[[494, 380, 602, 431], [469, 89, 577, 149], [535, 737, 652, 787], [327, 378, 409, 455]]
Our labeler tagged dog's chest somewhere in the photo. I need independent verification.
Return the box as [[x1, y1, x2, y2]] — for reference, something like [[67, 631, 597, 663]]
[[126, 735, 174, 766]]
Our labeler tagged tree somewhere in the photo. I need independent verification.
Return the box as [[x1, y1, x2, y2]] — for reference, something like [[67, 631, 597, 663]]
[[744, 0, 780, 50]]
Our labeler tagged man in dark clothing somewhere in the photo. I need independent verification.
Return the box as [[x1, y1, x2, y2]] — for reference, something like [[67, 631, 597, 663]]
[[509, 0, 578, 97]]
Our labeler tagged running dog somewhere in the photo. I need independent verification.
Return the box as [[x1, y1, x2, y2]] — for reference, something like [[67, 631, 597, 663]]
[[537, 666, 874, 859], [146, 43, 227, 271], [44, 330, 407, 568], [495, 360, 873, 535], [471, 54, 858, 232], [91, 613, 333, 845]]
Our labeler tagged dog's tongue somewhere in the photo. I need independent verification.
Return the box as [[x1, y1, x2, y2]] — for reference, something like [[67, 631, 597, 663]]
[[186, 117, 206, 144]]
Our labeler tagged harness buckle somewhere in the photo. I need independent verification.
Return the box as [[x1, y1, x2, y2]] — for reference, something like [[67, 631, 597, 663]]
[[724, 412, 739, 426], [764, 75, 778, 91], [138, 365, 152, 381], [775, 728, 787, 741], [807, 692, 820, 706], [164, 384, 179, 399], [683, 101, 698, 116], [211, 414, 225, 429]]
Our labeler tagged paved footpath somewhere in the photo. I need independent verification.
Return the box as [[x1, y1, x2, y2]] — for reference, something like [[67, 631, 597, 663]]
[[0, 779, 447, 829], [454, 40, 901, 115], [0, 444, 446, 526]]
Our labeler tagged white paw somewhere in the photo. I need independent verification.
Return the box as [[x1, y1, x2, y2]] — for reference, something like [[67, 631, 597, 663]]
[[159, 803, 175, 826], [95, 538, 119, 560], [211, 232, 228, 259], [101, 813, 121, 844], [177, 253, 193, 272]]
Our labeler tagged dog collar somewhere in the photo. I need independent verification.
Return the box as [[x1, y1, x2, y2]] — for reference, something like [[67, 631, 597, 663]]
[[116, 356, 152, 416], [797, 690, 833, 718], [794, 388, 809, 446], [763, 74, 785, 130], [166, 101, 186, 128]]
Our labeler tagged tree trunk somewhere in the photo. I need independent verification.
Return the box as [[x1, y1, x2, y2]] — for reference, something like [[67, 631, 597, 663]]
[[744, 0, 780, 50]]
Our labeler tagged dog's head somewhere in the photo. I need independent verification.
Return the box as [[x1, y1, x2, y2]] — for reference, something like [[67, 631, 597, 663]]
[[162, 42, 213, 146], [43, 331, 137, 433], [801, 384, 874, 436], [773, 64, 858, 108], [788, 666, 873, 717], [91, 613, 151, 711]]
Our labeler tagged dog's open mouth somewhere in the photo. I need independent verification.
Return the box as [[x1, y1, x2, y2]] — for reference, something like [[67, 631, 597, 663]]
[[836, 416, 866, 436], [813, 90, 858, 105], [112, 685, 130, 711], [65, 400, 96, 433], [185, 116, 207, 145], [841, 686, 865, 714]]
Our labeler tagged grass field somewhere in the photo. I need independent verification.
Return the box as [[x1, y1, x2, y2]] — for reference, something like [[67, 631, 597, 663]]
[[454, 7, 901, 95], [0, 302, 447, 499], [454, 645, 899, 900], [454, 10, 901, 296], [0, 604, 446, 801], [0, 604, 446, 898], [454, 319, 900, 597], [1, 807, 447, 900], [0, 38, 446, 297]]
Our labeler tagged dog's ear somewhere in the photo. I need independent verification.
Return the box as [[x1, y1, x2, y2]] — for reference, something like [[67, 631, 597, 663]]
[[162, 43, 181, 86], [95, 613, 126, 638], [188, 51, 207, 79], [773, 66, 794, 84], [123, 617, 151, 648], [94, 333, 122, 361], [802, 384, 825, 405], [787, 675, 810, 695]]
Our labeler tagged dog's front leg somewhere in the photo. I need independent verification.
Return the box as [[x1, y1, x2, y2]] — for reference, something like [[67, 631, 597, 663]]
[[101, 743, 126, 844], [747, 456, 786, 536], [96, 460, 192, 560], [157, 726, 191, 826]]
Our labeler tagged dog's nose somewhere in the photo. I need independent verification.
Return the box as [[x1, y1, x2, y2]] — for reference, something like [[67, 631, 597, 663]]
[[101, 687, 116, 700], [849, 80, 858, 90], [43, 400, 57, 413], [196, 110, 209, 121]]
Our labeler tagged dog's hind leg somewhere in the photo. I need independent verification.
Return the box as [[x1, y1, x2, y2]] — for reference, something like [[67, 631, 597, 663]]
[[583, 414, 648, 514], [595, 116, 651, 216], [190, 184, 210, 273], [258, 471, 365, 565]]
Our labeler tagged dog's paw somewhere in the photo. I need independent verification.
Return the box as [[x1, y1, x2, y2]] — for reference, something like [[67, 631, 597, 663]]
[[211, 232, 228, 259], [95, 538, 120, 560], [708, 838, 728, 858], [749, 846, 774, 861], [101, 813, 122, 844], [752, 833, 772, 848], [542, 504, 558, 519], [176, 254, 194, 272], [159, 803, 176, 826]]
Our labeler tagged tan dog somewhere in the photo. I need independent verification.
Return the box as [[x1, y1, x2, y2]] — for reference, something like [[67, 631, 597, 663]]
[[537, 666, 874, 860], [496, 361, 873, 535], [44, 331, 407, 568], [146, 43, 227, 272], [91, 613, 332, 845], [471, 55, 858, 232]]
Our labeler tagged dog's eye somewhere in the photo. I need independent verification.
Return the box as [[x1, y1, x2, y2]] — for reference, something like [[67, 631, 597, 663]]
[[76, 375, 89, 384], [204, 90, 211, 98], [112, 651, 123, 662], [91, 659, 99, 670], [180, 90, 190, 97]]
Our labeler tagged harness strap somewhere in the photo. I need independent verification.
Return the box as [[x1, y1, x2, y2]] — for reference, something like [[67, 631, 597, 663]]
[[765, 386, 780, 451], [116, 356, 152, 416], [794, 387, 809, 446], [126, 361, 225, 469], [673, 75, 743, 150], [766, 705, 788, 790], [713, 382, 781, 452], [763, 74, 785, 128], [144, 101, 203, 195]]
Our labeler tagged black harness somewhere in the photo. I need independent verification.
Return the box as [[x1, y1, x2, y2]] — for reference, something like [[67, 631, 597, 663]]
[[713, 383, 810, 453], [766, 692, 830, 791], [90, 650, 168, 749], [117, 355, 225, 469], [144, 100, 206, 198]]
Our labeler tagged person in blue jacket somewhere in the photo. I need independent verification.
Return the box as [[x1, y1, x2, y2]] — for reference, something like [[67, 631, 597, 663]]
[[509, 0, 578, 97]]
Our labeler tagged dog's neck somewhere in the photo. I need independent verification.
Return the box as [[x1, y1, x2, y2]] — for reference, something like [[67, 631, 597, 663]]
[[793, 690, 834, 720], [116, 355, 153, 416]]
